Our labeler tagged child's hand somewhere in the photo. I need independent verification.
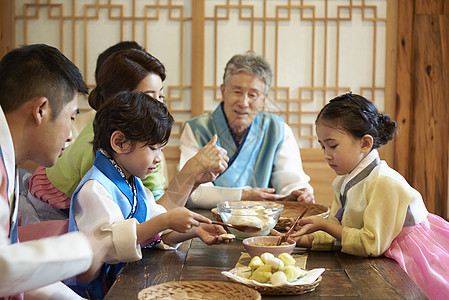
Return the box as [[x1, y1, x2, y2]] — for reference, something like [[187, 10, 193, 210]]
[[165, 207, 211, 233], [289, 216, 326, 237], [270, 228, 313, 248], [288, 216, 342, 242], [196, 223, 233, 245]]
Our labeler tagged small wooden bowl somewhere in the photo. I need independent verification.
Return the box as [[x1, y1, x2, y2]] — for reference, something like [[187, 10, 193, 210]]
[[242, 236, 295, 257]]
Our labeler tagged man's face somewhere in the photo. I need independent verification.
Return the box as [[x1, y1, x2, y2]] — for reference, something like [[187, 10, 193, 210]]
[[37, 94, 78, 167], [221, 72, 266, 138]]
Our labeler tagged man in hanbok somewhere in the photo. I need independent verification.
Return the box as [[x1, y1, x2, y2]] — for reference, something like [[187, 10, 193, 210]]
[[179, 51, 314, 209], [0, 44, 105, 298]]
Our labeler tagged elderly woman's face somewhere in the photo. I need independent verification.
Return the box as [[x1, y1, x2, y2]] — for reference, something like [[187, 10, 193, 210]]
[[221, 72, 266, 137]]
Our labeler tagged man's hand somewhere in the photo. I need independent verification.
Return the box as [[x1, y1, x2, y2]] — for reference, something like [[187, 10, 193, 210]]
[[241, 187, 286, 201], [185, 135, 229, 185], [76, 234, 108, 283], [283, 188, 315, 203]]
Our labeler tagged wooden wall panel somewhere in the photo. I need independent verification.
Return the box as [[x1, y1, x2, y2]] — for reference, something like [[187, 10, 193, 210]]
[[412, 13, 449, 216], [393, 0, 414, 180], [441, 14, 449, 219], [393, 0, 449, 219], [0, 1, 15, 58], [191, 0, 205, 117]]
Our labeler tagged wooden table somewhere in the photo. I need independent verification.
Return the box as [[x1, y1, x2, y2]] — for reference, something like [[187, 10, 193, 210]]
[[105, 209, 427, 299]]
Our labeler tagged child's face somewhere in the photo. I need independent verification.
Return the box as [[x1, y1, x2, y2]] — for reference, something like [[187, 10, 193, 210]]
[[316, 122, 367, 175], [118, 142, 164, 179]]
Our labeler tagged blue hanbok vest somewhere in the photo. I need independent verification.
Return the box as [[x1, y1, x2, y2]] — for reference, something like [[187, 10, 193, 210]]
[[186, 103, 284, 188], [68, 150, 150, 299]]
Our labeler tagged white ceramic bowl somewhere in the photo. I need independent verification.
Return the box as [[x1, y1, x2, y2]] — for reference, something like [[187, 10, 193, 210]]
[[216, 201, 284, 239], [242, 236, 295, 257]]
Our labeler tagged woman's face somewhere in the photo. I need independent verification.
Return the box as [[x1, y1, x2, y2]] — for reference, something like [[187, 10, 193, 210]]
[[135, 73, 164, 102]]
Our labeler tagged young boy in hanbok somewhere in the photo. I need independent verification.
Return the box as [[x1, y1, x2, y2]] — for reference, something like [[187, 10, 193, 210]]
[[68, 91, 232, 299], [272, 93, 449, 299]]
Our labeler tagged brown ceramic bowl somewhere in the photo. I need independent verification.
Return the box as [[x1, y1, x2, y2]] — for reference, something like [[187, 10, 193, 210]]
[[242, 236, 295, 257]]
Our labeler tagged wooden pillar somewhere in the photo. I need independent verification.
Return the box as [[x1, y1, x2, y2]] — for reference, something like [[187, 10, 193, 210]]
[[0, 1, 15, 58], [191, 0, 205, 117], [411, 0, 449, 218], [393, 0, 414, 180], [395, 0, 449, 218]]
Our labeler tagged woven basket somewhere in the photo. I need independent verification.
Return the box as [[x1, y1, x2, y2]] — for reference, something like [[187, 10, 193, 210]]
[[224, 269, 322, 296], [138, 281, 261, 300], [212, 201, 330, 231]]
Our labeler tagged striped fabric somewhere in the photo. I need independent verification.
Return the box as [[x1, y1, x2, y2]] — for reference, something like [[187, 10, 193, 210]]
[[29, 166, 70, 209]]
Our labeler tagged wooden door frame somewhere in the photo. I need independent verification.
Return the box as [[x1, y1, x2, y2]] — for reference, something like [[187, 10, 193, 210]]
[[0, 1, 15, 58]]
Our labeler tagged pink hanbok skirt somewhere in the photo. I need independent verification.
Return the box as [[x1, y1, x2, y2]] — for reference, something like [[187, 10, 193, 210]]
[[384, 213, 449, 300]]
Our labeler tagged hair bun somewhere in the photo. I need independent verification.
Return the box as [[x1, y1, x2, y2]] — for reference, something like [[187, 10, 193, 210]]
[[376, 113, 397, 146], [88, 86, 104, 111]]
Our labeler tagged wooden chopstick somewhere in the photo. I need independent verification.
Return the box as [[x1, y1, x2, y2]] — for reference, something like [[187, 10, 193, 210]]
[[276, 207, 308, 245], [287, 207, 308, 235]]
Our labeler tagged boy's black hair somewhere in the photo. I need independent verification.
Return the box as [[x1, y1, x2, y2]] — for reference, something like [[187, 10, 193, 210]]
[[93, 91, 174, 154], [316, 92, 397, 149], [0, 44, 88, 120]]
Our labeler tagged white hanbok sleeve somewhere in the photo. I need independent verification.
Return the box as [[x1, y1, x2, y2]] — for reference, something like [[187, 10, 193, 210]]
[[74, 180, 142, 263], [24, 281, 86, 299], [142, 187, 182, 250], [0, 174, 93, 297], [144, 186, 167, 219], [178, 123, 244, 209], [270, 123, 313, 195]]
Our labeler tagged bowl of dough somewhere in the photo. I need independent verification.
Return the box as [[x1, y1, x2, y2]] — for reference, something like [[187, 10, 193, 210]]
[[216, 201, 284, 239], [242, 236, 296, 257]]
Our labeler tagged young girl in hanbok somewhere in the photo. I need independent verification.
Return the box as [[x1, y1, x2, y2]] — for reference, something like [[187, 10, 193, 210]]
[[68, 91, 231, 299], [273, 93, 449, 299]]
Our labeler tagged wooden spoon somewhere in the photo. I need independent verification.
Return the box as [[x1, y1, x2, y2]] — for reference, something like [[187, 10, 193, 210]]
[[275, 207, 308, 245], [211, 221, 261, 233]]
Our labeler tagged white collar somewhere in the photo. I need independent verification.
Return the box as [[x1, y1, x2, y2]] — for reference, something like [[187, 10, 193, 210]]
[[340, 149, 380, 196], [0, 107, 16, 188]]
